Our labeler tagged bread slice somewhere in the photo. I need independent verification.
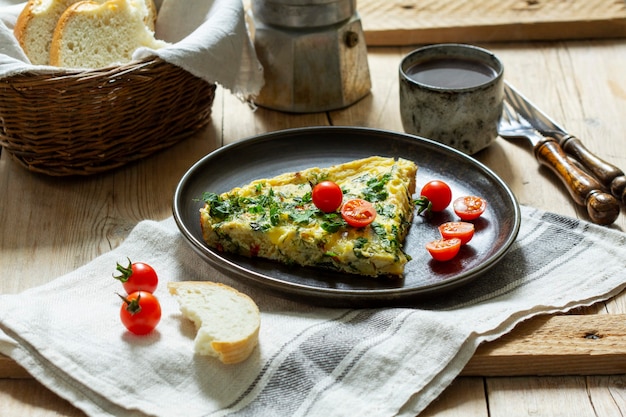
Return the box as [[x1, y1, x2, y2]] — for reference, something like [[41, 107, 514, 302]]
[[49, 0, 167, 68], [200, 156, 417, 277], [14, 0, 157, 65], [167, 281, 261, 365], [14, 0, 82, 65]]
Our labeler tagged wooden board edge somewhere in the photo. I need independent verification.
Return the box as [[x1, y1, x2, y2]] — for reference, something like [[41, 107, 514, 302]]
[[363, 21, 626, 46], [462, 353, 626, 377]]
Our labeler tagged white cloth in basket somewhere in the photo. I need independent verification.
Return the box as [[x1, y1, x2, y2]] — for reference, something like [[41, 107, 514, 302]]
[[0, 0, 264, 98]]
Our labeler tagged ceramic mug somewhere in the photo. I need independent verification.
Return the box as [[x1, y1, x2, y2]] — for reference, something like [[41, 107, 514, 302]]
[[399, 44, 504, 155]]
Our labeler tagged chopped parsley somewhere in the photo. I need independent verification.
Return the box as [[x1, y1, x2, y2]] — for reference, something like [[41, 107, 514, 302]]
[[352, 237, 370, 258], [202, 192, 234, 219], [320, 213, 347, 232], [294, 192, 312, 205], [376, 203, 396, 219], [269, 205, 280, 226], [363, 173, 391, 202], [289, 209, 316, 225]]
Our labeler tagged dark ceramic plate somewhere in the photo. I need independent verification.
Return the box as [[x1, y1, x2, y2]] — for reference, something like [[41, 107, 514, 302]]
[[173, 127, 520, 307]]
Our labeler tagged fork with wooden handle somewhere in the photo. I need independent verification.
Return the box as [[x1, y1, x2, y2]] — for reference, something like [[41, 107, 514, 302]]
[[504, 82, 626, 205], [498, 102, 621, 226]]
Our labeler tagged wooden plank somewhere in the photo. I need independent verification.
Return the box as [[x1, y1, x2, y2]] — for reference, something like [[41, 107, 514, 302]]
[[0, 380, 85, 416], [485, 376, 600, 416], [421, 377, 488, 417], [3, 314, 626, 379], [358, 0, 626, 46], [463, 314, 626, 376], [0, 356, 29, 379]]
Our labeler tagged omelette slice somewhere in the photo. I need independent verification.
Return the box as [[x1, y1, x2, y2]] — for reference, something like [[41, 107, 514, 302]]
[[199, 156, 417, 277]]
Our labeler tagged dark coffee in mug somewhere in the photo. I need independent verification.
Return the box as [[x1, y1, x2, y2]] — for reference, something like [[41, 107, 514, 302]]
[[405, 57, 497, 89]]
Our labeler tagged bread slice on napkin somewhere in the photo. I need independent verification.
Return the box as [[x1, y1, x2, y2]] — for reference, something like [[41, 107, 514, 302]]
[[168, 281, 261, 365], [49, 0, 166, 68], [14, 0, 157, 65]]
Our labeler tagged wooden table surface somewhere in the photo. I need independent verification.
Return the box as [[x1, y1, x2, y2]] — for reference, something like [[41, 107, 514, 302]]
[[2, 39, 626, 416]]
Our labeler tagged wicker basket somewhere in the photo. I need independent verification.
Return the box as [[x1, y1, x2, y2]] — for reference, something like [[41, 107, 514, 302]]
[[0, 57, 216, 176]]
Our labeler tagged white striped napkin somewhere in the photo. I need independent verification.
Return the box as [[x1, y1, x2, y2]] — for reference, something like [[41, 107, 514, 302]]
[[1, 205, 626, 417]]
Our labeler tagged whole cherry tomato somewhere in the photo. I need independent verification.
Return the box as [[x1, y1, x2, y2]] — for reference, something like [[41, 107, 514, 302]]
[[438, 221, 475, 245], [415, 180, 452, 214], [312, 180, 343, 213], [453, 196, 487, 221], [425, 238, 462, 262], [341, 198, 377, 228], [119, 291, 161, 336], [114, 258, 158, 294]]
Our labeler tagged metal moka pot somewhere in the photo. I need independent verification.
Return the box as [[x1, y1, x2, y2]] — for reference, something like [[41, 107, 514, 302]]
[[251, 0, 372, 113]]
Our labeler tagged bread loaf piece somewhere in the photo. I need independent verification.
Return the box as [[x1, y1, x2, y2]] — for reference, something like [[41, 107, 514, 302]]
[[49, 0, 167, 68], [14, 0, 82, 65], [14, 0, 157, 66], [168, 281, 261, 365]]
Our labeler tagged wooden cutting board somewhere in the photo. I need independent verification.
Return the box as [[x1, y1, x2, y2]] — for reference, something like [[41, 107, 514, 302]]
[[464, 314, 626, 376], [359, 0, 626, 46]]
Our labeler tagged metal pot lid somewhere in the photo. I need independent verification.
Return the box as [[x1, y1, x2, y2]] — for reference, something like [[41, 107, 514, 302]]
[[252, 0, 356, 28]]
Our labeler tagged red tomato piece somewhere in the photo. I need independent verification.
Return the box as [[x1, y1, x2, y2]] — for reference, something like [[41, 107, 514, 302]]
[[119, 291, 162, 336], [425, 238, 462, 262], [453, 196, 487, 221], [341, 198, 377, 228], [312, 181, 344, 213], [114, 258, 158, 294], [438, 221, 475, 245], [419, 180, 452, 212]]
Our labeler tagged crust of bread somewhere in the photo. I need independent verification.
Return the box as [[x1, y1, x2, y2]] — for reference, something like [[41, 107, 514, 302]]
[[143, 0, 156, 28], [13, 0, 34, 54], [168, 281, 261, 365]]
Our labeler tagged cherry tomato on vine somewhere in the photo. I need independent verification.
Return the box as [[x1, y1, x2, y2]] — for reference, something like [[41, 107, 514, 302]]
[[425, 238, 462, 262], [341, 198, 377, 228], [312, 180, 343, 213], [453, 196, 487, 221], [438, 221, 475, 245], [415, 180, 452, 214], [119, 291, 161, 336], [114, 258, 158, 294]]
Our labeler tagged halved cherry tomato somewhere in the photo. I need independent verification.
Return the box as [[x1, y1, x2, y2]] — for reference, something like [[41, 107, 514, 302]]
[[438, 221, 475, 245], [425, 238, 462, 262], [114, 258, 158, 294], [453, 196, 487, 221], [341, 198, 376, 228], [312, 180, 343, 213], [119, 291, 161, 336], [418, 180, 452, 213]]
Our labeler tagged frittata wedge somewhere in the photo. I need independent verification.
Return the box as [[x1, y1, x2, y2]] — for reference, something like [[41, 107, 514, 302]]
[[200, 156, 417, 277]]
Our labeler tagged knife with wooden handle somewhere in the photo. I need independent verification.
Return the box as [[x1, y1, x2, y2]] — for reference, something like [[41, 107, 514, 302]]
[[504, 82, 626, 205], [560, 135, 626, 204], [499, 101, 620, 225], [533, 134, 620, 225]]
